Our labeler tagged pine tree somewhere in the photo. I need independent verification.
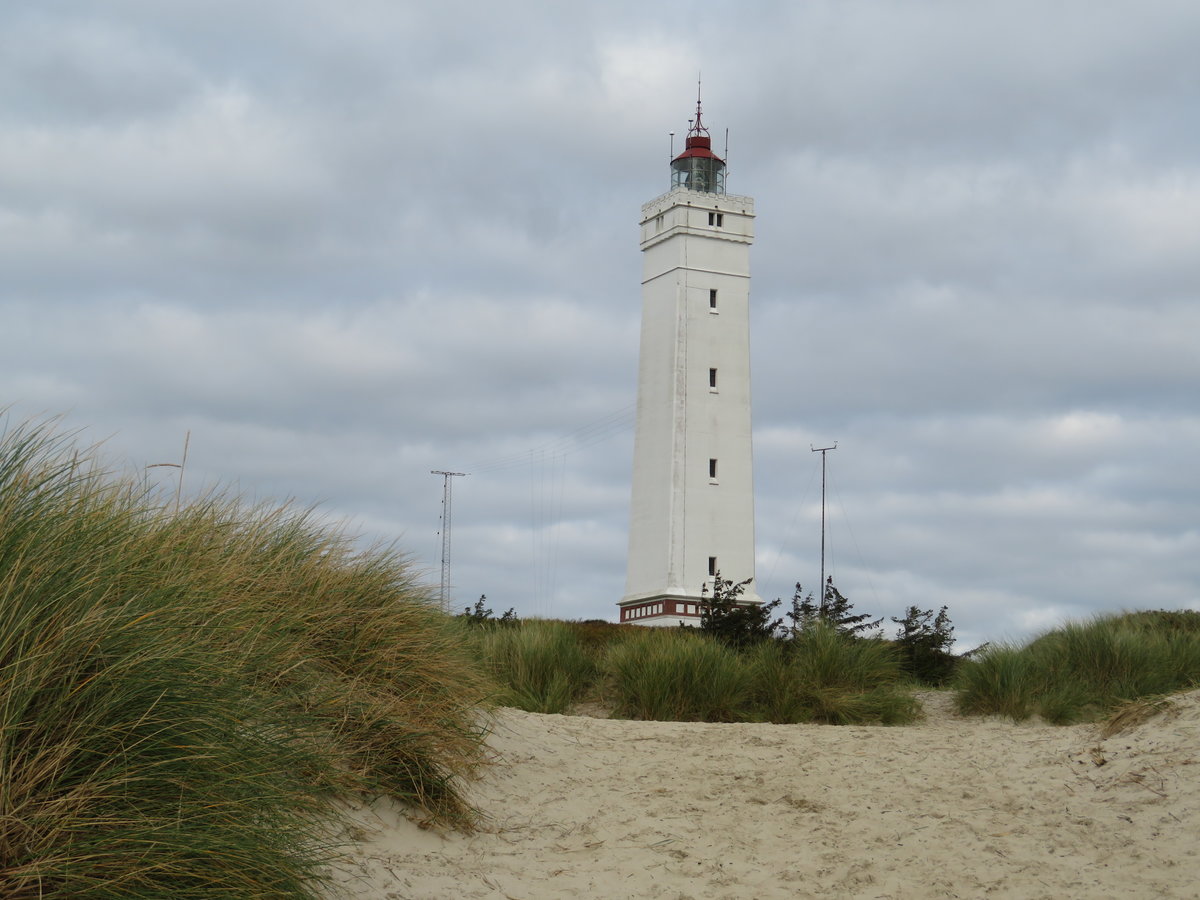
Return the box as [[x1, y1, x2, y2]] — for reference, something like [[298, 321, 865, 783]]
[[787, 583, 821, 634], [459, 594, 518, 628], [699, 572, 781, 650], [786, 578, 880, 637], [820, 577, 883, 636], [891, 605, 956, 684]]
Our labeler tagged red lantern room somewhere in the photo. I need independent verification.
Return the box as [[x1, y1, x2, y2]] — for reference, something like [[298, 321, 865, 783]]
[[670, 95, 726, 194]]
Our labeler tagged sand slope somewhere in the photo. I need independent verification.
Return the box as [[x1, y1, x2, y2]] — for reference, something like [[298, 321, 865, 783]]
[[329, 690, 1200, 899]]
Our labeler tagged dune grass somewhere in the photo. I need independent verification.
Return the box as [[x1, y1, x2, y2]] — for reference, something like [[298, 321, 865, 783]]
[[473, 620, 920, 725], [0, 417, 490, 898], [747, 625, 918, 724], [955, 610, 1200, 723], [603, 628, 750, 721], [470, 620, 595, 714]]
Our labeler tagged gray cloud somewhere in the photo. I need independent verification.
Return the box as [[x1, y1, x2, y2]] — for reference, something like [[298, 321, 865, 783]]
[[2, 1, 1197, 649]]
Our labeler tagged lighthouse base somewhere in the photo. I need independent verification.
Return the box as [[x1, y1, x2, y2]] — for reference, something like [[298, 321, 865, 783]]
[[617, 590, 764, 627]]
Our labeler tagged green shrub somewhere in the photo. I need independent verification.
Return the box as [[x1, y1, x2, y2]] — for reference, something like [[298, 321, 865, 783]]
[[786, 579, 881, 638], [891, 605, 957, 685], [459, 594, 518, 627], [700, 573, 781, 650], [604, 629, 749, 721]]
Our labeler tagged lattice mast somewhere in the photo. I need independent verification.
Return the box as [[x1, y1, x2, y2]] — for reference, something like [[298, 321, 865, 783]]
[[431, 470, 466, 611]]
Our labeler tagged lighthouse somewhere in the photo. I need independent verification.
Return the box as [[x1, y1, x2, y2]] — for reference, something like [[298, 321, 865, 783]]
[[619, 95, 759, 626]]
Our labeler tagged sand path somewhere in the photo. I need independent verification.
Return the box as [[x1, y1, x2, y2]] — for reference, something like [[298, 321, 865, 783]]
[[329, 690, 1200, 899]]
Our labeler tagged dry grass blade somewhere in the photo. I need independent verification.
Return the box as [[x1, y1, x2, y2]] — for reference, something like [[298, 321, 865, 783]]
[[1099, 696, 1177, 740]]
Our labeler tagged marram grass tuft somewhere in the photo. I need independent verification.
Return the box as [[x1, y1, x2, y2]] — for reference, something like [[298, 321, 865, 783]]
[[0, 415, 491, 898], [955, 610, 1200, 723]]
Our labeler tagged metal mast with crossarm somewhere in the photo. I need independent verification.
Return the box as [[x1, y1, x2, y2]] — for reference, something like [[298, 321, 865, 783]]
[[811, 443, 837, 612]]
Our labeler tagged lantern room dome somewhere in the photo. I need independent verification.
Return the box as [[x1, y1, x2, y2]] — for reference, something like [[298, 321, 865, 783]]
[[670, 95, 725, 194]]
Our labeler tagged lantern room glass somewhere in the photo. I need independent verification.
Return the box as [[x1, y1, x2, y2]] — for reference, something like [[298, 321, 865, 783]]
[[671, 155, 726, 194]]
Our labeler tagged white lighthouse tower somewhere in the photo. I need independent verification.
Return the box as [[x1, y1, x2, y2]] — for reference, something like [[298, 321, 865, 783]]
[[619, 95, 759, 626]]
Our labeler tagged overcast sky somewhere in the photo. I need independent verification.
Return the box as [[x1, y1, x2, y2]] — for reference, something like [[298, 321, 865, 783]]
[[3, 1, 1198, 650]]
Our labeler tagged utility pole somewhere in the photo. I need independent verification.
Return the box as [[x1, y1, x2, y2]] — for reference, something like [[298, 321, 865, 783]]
[[810, 443, 837, 614], [431, 470, 466, 612]]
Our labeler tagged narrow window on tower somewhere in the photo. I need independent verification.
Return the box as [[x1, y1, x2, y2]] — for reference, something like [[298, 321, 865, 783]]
[[709, 367, 718, 391], [709, 288, 718, 312], [708, 556, 718, 577], [709, 458, 718, 481], [707, 212, 724, 227]]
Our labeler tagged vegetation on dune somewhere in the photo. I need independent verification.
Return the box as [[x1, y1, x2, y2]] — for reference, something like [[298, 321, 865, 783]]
[[147, 497, 492, 826], [554, 618, 632, 656], [469, 619, 594, 714], [459, 594, 518, 628], [0, 417, 490, 898], [698, 572, 781, 650], [471, 575, 937, 725], [466, 575, 1199, 731], [955, 610, 1200, 723], [19, 404, 1193, 897], [786, 579, 882, 639], [748, 624, 918, 725], [604, 627, 751, 722], [891, 605, 957, 685], [479, 612, 921, 725]]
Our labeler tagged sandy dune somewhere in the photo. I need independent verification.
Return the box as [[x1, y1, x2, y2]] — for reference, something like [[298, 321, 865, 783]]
[[328, 690, 1200, 899]]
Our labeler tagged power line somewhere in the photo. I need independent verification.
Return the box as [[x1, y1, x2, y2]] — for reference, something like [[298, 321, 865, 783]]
[[431, 402, 635, 616], [463, 404, 636, 474], [761, 452, 821, 600], [828, 461, 884, 617]]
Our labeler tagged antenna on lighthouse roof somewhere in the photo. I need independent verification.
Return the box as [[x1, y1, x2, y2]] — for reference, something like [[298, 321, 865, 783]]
[[723, 127, 730, 190], [691, 72, 707, 136]]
